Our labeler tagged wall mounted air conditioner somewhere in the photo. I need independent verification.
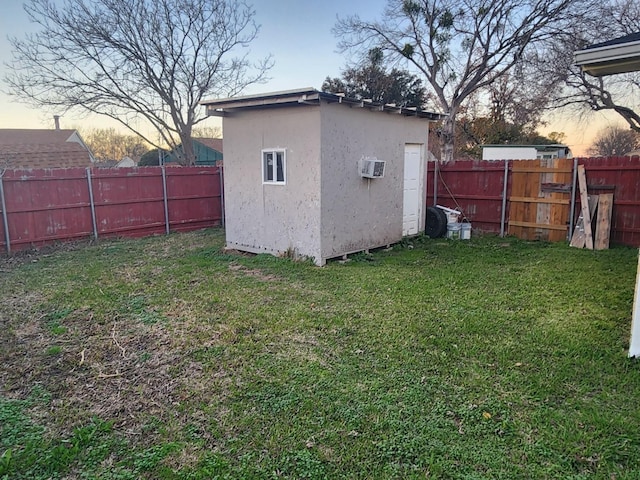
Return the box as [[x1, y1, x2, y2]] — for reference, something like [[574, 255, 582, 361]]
[[359, 157, 385, 178]]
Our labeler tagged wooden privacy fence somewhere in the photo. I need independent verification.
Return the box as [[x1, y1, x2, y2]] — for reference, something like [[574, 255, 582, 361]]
[[0, 166, 223, 253], [426, 156, 640, 247], [508, 158, 574, 243]]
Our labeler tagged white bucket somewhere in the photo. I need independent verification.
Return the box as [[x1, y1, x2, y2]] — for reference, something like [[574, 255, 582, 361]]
[[437, 205, 461, 224], [460, 222, 472, 240], [446, 212, 460, 224], [446, 222, 461, 240]]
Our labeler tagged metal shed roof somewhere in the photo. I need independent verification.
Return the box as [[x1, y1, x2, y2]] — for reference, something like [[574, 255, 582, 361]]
[[201, 87, 444, 120], [482, 144, 570, 151]]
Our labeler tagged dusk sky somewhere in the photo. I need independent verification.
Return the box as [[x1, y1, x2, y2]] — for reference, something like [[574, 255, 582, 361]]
[[0, 0, 620, 155]]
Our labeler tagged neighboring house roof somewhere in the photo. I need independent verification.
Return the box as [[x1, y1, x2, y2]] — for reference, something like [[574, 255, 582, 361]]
[[574, 31, 640, 76], [194, 137, 223, 153], [164, 137, 223, 166], [116, 157, 136, 167], [201, 87, 444, 120], [587, 32, 640, 50], [482, 144, 571, 152], [482, 144, 572, 160], [94, 160, 119, 168], [0, 129, 94, 168]]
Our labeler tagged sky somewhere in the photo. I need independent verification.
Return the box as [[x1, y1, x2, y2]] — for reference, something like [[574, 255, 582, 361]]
[[0, 0, 619, 155], [0, 0, 385, 134]]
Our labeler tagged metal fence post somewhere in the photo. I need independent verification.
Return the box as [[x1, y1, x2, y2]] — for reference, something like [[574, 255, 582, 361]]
[[218, 165, 225, 227], [0, 172, 11, 254], [433, 161, 439, 206], [161, 166, 170, 234], [500, 160, 509, 237], [86, 168, 98, 240]]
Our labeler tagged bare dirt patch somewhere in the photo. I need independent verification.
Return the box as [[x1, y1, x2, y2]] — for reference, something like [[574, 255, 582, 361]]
[[0, 239, 95, 272], [228, 263, 280, 281], [0, 302, 229, 448]]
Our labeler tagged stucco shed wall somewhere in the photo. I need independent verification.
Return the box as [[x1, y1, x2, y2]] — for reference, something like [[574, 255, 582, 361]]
[[319, 102, 429, 261], [222, 107, 322, 262]]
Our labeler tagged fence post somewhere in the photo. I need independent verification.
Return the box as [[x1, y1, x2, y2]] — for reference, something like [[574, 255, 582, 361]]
[[433, 161, 439, 206], [86, 168, 98, 240], [568, 158, 578, 242], [161, 166, 170, 234], [218, 166, 225, 227], [500, 160, 509, 237], [0, 172, 11, 254]]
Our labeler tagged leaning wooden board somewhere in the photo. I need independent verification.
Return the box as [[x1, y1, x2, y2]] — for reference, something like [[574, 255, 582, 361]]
[[594, 193, 614, 250], [578, 165, 594, 250], [570, 195, 599, 248]]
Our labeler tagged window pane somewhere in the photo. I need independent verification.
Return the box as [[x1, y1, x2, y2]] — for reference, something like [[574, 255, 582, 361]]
[[276, 152, 284, 182], [264, 152, 273, 181]]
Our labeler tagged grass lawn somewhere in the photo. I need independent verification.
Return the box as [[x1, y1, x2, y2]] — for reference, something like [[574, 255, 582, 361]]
[[1, 228, 639, 479]]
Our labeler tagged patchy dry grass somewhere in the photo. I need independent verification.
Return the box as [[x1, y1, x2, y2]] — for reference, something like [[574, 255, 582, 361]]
[[1, 229, 639, 479]]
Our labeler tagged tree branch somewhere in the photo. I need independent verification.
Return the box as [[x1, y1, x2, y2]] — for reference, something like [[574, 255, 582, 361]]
[[5, 0, 272, 165]]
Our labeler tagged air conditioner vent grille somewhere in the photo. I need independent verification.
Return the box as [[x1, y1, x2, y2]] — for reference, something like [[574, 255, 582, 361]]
[[359, 157, 385, 178]]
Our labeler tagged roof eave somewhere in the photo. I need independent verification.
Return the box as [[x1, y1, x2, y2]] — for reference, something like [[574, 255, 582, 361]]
[[201, 88, 445, 121], [574, 40, 640, 76]]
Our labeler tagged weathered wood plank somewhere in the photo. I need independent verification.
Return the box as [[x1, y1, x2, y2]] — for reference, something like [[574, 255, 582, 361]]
[[509, 197, 570, 205], [578, 165, 594, 250], [550, 158, 573, 242], [524, 160, 542, 240], [570, 195, 599, 248], [508, 160, 528, 239], [511, 167, 573, 173], [594, 193, 614, 250], [541, 182, 572, 193], [537, 158, 552, 241], [509, 221, 568, 231]]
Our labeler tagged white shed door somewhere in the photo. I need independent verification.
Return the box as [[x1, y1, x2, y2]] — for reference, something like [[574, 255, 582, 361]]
[[403, 144, 422, 236]]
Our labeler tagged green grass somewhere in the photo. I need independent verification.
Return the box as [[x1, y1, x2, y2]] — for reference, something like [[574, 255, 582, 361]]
[[1, 228, 639, 479]]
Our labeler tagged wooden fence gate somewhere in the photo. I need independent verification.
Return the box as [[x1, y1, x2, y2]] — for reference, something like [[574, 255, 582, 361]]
[[508, 158, 574, 242]]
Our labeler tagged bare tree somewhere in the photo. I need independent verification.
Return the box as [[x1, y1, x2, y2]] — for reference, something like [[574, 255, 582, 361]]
[[4, 0, 272, 165], [484, 65, 551, 132], [335, 0, 587, 162], [588, 125, 640, 156], [79, 128, 150, 162], [565, 73, 640, 132], [546, 0, 640, 132], [192, 126, 223, 139], [454, 59, 558, 157]]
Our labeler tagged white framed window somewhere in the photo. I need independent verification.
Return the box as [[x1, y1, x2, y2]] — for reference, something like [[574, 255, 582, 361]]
[[262, 149, 286, 184]]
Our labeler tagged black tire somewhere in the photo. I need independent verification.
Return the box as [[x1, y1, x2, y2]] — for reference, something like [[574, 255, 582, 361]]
[[425, 206, 448, 238]]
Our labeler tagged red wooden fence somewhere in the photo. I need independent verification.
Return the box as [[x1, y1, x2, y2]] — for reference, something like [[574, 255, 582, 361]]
[[426, 159, 508, 234], [1, 158, 636, 253], [580, 157, 640, 246], [426, 156, 640, 247], [0, 166, 223, 253]]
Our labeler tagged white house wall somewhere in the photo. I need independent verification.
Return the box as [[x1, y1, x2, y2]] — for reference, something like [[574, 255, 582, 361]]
[[319, 103, 429, 262], [222, 107, 323, 262]]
